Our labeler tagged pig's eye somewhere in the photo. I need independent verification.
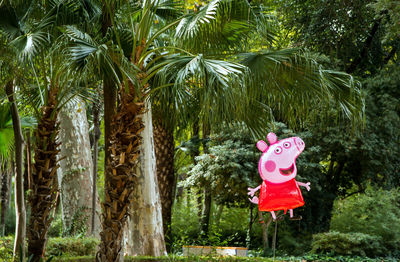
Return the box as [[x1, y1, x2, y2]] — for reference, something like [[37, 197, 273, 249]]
[[274, 147, 282, 154], [283, 142, 291, 148]]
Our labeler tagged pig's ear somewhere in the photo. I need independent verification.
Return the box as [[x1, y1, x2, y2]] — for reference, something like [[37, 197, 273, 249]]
[[257, 140, 268, 152], [267, 132, 277, 144]]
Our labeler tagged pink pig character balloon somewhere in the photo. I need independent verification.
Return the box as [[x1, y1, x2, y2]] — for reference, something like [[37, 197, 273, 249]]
[[248, 132, 310, 220]]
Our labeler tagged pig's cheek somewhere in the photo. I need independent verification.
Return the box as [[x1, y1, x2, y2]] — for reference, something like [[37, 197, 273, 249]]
[[264, 160, 276, 172]]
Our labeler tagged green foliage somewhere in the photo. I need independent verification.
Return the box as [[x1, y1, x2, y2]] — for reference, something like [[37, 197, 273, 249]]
[[274, 0, 399, 75], [63, 207, 90, 237], [0, 236, 13, 260], [311, 231, 386, 257], [46, 237, 99, 257], [48, 216, 63, 238], [330, 188, 400, 255], [183, 125, 259, 207], [0, 237, 99, 258], [171, 198, 201, 251], [171, 196, 253, 251], [4, 206, 16, 236], [0, 102, 13, 160]]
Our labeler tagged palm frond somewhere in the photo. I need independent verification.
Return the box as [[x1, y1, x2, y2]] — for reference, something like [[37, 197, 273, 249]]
[[0, 102, 13, 160], [239, 49, 364, 128], [0, 5, 22, 39], [174, 0, 272, 53], [150, 53, 269, 132]]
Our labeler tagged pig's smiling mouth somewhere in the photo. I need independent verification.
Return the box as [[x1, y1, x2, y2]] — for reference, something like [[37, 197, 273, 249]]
[[279, 164, 294, 176]]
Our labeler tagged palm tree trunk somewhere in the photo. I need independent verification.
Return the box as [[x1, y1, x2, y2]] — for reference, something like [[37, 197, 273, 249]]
[[27, 86, 60, 262], [152, 114, 175, 251], [97, 83, 145, 262], [5, 80, 26, 261], [125, 101, 166, 256], [57, 98, 100, 237]]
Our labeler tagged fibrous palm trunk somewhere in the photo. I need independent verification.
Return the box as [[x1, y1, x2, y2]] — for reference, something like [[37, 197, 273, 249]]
[[152, 115, 175, 250], [97, 83, 144, 262], [27, 87, 60, 262]]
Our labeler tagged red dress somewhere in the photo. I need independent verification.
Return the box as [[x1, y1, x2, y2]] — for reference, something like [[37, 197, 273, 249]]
[[259, 179, 304, 212]]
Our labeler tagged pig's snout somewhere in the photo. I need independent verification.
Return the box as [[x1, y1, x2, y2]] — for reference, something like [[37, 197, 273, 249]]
[[294, 137, 305, 152]]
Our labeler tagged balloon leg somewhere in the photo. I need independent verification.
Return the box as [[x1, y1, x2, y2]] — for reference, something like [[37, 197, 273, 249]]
[[289, 209, 293, 218], [270, 211, 276, 220]]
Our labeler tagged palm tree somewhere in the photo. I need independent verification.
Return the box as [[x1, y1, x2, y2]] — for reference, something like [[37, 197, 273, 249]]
[[150, 0, 364, 241], [66, 0, 364, 260], [1, 1, 100, 260]]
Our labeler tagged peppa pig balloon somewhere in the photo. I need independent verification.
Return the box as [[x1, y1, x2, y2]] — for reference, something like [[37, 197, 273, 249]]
[[248, 132, 310, 220]]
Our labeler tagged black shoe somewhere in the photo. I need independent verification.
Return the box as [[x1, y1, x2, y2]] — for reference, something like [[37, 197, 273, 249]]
[[289, 215, 302, 221]]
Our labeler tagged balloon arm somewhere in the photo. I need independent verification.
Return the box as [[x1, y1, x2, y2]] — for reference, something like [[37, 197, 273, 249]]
[[247, 185, 261, 197], [248, 196, 259, 204], [297, 181, 311, 191]]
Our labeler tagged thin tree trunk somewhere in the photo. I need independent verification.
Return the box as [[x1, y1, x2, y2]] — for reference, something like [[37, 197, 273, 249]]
[[200, 185, 212, 235], [0, 160, 10, 236], [191, 121, 202, 219], [57, 98, 100, 237], [246, 205, 254, 248], [27, 86, 60, 262], [5, 80, 26, 261], [258, 211, 269, 251], [215, 205, 224, 228], [25, 131, 31, 191], [200, 124, 211, 235], [126, 101, 166, 256], [92, 101, 101, 236], [152, 114, 175, 251]]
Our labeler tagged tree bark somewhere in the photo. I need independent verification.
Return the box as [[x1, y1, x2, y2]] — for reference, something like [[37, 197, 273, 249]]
[[152, 114, 175, 251], [0, 160, 11, 236], [97, 81, 145, 262], [125, 102, 166, 256], [200, 124, 211, 235], [200, 185, 212, 235], [27, 86, 60, 262], [57, 98, 100, 237], [258, 211, 270, 252], [92, 101, 101, 236], [5, 80, 26, 261]]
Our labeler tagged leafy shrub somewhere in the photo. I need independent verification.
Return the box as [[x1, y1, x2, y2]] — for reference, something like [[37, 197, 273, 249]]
[[4, 206, 16, 235], [63, 207, 90, 237], [311, 231, 386, 257], [46, 237, 99, 257], [0, 236, 13, 260], [48, 216, 63, 237], [0, 236, 99, 258], [330, 188, 400, 255]]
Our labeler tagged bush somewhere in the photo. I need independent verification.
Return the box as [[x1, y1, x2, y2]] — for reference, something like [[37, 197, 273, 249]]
[[0, 236, 13, 260], [48, 216, 63, 237], [330, 188, 400, 255], [0, 236, 99, 258], [46, 237, 99, 257], [311, 231, 386, 257]]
